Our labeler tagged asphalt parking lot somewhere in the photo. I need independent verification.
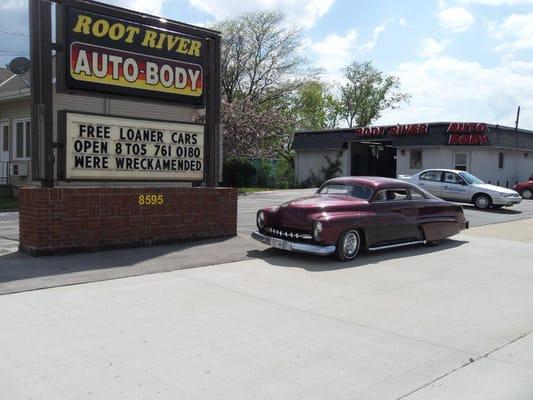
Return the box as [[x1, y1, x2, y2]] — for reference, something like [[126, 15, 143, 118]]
[[2, 189, 533, 253], [238, 188, 533, 234]]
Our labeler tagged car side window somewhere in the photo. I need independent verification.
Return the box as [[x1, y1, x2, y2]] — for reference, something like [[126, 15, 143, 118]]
[[410, 188, 426, 200], [375, 189, 409, 201], [444, 172, 462, 184], [420, 171, 442, 182]]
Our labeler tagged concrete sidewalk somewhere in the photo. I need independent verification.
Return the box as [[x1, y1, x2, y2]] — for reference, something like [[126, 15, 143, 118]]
[[0, 219, 532, 399]]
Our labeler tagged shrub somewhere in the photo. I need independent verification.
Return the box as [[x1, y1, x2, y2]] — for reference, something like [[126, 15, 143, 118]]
[[223, 157, 256, 187]]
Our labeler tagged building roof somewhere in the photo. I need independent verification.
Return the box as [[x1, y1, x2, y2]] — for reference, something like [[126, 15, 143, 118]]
[[292, 122, 533, 151], [0, 56, 57, 101]]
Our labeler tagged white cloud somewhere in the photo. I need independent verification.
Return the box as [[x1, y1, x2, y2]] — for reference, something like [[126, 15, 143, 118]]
[[420, 38, 449, 58], [437, 7, 474, 32], [0, 0, 25, 11], [491, 13, 533, 52], [360, 19, 392, 51], [108, 0, 166, 15], [379, 56, 533, 129], [307, 29, 358, 82], [459, 0, 533, 5], [399, 17, 408, 27], [188, 0, 335, 28]]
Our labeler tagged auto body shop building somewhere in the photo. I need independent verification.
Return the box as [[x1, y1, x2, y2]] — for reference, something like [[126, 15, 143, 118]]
[[292, 122, 533, 187]]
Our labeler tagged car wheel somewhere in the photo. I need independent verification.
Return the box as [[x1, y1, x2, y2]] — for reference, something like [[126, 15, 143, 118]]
[[521, 189, 532, 199], [336, 229, 361, 261], [474, 194, 492, 209]]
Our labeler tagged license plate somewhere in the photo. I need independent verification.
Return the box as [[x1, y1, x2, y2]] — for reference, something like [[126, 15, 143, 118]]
[[271, 238, 285, 249]]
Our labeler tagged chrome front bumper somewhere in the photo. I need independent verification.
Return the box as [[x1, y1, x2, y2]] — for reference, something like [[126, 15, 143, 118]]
[[251, 231, 335, 256], [493, 196, 522, 206]]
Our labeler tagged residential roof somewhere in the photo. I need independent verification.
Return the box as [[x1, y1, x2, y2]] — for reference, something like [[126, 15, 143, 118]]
[[0, 56, 57, 101], [292, 122, 533, 151], [0, 68, 30, 92]]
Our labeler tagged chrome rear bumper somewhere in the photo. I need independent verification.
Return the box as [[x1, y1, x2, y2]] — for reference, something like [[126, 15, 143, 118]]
[[251, 231, 335, 256]]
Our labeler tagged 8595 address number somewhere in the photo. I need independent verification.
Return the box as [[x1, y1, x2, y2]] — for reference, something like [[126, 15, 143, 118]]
[[138, 194, 164, 205]]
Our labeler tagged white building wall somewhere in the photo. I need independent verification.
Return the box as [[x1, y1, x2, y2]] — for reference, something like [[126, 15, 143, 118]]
[[0, 98, 32, 186], [296, 149, 349, 185], [396, 146, 533, 187], [515, 150, 533, 183], [396, 147, 452, 177]]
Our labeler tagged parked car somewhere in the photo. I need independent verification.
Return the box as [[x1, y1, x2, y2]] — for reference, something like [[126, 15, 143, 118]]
[[251, 177, 468, 261], [512, 175, 533, 200], [399, 169, 521, 209]]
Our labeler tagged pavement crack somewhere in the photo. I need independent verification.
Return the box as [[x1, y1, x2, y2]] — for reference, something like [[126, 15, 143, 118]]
[[0, 235, 18, 242], [397, 330, 533, 399]]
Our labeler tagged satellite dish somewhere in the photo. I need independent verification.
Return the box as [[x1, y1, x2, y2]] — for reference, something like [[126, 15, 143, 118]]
[[8, 57, 30, 75]]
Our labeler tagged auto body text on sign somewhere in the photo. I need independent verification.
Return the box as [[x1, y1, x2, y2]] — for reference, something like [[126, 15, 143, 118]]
[[60, 7, 205, 105]]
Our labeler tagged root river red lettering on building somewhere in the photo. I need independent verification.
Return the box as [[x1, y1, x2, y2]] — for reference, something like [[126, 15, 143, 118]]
[[355, 124, 428, 137]]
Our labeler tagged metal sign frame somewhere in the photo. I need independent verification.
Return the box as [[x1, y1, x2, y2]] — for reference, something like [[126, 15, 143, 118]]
[[57, 110, 206, 182], [30, 0, 221, 187]]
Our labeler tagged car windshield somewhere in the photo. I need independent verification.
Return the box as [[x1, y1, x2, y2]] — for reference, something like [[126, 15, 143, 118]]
[[318, 184, 373, 200], [458, 171, 484, 184]]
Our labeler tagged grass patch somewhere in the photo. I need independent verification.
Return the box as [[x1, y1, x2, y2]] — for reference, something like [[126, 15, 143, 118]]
[[0, 196, 18, 210]]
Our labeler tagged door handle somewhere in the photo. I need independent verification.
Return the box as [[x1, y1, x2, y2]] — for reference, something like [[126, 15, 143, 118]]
[[419, 182, 425, 185]]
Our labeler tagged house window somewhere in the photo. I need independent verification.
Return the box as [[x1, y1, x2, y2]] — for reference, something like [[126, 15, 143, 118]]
[[13, 119, 31, 159], [454, 153, 468, 171], [2, 124, 8, 152], [498, 152, 504, 169], [410, 150, 422, 169]]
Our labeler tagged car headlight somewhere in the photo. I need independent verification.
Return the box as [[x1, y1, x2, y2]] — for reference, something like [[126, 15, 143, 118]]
[[313, 221, 323, 240], [499, 192, 513, 197], [256, 211, 265, 229]]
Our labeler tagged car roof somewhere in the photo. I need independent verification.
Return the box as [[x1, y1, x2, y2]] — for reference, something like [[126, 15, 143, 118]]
[[324, 176, 415, 190], [418, 168, 465, 174]]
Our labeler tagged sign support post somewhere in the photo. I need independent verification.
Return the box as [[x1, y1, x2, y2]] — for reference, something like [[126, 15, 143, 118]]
[[205, 36, 221, 187], [29, 0, 54, 188]]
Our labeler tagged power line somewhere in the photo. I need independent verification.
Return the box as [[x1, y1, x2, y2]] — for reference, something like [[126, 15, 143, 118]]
[[0, 30, 29, 37]]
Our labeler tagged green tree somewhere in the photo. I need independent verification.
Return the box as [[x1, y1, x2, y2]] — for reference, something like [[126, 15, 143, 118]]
[[339, 61, 410, 128], [214, 11, 313, 105], [213, 11, 314, 157], [293, 81, 341, 130]]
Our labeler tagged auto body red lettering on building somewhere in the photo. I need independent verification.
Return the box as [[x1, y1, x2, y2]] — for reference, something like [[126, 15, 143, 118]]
[[448, 133, 489, 145], [447, 122, 486, 133]]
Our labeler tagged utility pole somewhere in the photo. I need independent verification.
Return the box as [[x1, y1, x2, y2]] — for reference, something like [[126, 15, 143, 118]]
[[515, 105, 520, 149]]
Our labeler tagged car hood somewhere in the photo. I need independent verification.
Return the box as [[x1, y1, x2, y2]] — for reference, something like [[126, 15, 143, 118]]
[[474, 183, 518, 195], [274, 195, 368, 229]]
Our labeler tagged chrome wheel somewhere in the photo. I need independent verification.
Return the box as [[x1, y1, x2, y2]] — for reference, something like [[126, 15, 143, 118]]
[[336, 230, 361, 261], [522, 189, 532, 199], [474, 194, 491, 209]]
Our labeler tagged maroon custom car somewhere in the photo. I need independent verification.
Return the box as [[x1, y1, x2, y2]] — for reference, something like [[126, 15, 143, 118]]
[[252, 177, 469, 261], [512, 175, 533, 199]]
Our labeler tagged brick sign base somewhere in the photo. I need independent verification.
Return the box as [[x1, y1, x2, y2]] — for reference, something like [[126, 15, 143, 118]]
[[19, 187, 237, 256]]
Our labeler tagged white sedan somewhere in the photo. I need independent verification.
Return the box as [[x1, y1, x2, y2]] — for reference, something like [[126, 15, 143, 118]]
[[399, 169, 522, 209]]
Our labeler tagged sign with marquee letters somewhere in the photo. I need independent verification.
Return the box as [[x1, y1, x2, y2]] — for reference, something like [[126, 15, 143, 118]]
[[61, 112, 204, 181]]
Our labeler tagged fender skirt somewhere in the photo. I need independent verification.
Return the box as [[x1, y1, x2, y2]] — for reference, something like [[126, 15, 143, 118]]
[[421, 222, 461, 242]]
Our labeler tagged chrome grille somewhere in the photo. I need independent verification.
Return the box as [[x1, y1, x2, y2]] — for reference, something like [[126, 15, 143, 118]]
[[264, 227, 312, 241]]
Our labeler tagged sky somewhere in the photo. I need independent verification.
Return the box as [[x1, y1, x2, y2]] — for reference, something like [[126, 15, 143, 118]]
[[1, 0, 533, 128]]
